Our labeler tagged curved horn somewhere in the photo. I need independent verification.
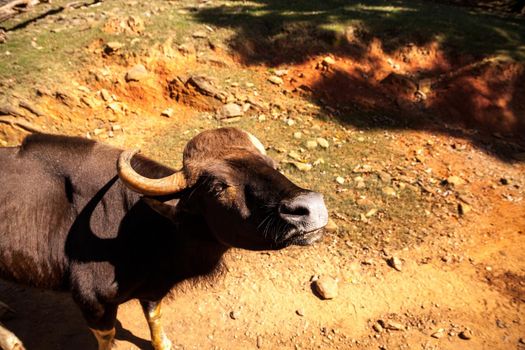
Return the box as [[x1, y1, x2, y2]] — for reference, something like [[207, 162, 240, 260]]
[[117, 149, 187, 196]]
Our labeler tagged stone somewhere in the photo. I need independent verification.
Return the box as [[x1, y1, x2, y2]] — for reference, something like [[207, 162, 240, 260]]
[[382, 321, 404, 331], [446, 175, 465, 187], [293, 132, 302, 139], [125, 64, 148, 82], [377, 171, 391, 183], [356, 198, 375, 208], [295, 309, 304, 316], [105, 41, 123, 54], [192, 30, 208, 38], [100, 89, 112, 102], [312, 276, 338, 300], [306, 140, 318, 149], [268, 75, 284, 85], [335, 176, 345, 185], [431, 329, 445, 338], [316, 137, 329, 148], [365, 208, 377, 217], [459, 330, 473, 340], [387, 256, 402, 271], [161, 108, 174, 118], [219, 103, 243, 118], [187, 75, 221, 98], [324, 218, 338, 232], [382, 187, 396, 196], [289, 161, 312, 172], [372, 322, 383, 333], [458, 203, 471, 215], [229, 310, 240, 320], [322, 56, 336, 66], [274, 69, 288, 77]]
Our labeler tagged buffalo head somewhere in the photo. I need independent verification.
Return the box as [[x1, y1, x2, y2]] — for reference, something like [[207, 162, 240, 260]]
[[117, 127, 328, 250]]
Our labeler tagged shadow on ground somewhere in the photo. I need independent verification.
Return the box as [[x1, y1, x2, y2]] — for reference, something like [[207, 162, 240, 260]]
[[0, 280, 150, 349], [190, 0, 525, 161]]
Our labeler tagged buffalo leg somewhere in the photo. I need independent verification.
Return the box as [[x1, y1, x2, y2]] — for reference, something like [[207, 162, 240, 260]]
[[0, 324, 24, 350], [79, 303, 118, 350], [140, 300, 172, 350]]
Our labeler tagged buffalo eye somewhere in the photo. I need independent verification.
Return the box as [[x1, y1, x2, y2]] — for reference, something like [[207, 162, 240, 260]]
[[211, 182, 228, 197]]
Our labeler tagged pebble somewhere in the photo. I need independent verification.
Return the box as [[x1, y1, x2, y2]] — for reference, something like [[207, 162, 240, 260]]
[[336, 176, 345, 185], [274, 69, 288, 77], [458, 202, 472, 215], [386, 256, 402, 271], [431, 329, 445, 338], [322, 56, 336, 66], [377, 171, 392, 183], [356, 198, 375, 208], [312, 276, 338, 300], [446, 175, 465, 187], [381, 320, 404, 331], [192, 30, 208, 38], [289, 161, 312, 172], [229, 310, 240, 320], [306, 140, 318, 149], [459, 330, 473, 340], [268, 75, 284, 85], [293, 132, 302, 139], [161, 108, 174, 118], [295, 309, 305, 316], [372, 322, 383, 333], [317, 137, 329, 148], [324, 218, 338, 232], [105, 41, 123, 53], [382, 187, 396, 196], [219, 103, 243, 118], [125, 64, 149, 82]]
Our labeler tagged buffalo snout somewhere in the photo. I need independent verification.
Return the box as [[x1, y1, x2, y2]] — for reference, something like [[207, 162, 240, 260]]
[[279, 191, 328, 237]]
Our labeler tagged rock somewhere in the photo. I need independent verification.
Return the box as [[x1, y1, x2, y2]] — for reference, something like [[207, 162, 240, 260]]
[[372, 322, 383, 333], [324, 218, 338, 232], [100, 89, 112, 102], [386, 256, 402, 271], [306, 140, 318, 149], [446, 175, 465, 187], [293, 132, 302, 139], [229, 310, 240, 320], [499, 178, 509, 185], [431, 329, 445, 338], [316, 137, 329, 148], [274, 69, 288, 77], [0, 104, 26, 118], [289, 161, 312, 172], [382, 321, 404, 331], [187, 75, 222, 98], [192, 30, 208, 38], [219, 103, 243, 118], [356, 180, 366, 189], [458, 202, 471, 215], [288, 151, 302, 161], [258, 114, 266, 122], [459, 330, 473, 340], [322, 56, 336, 66], [104, 41, 123, 54], [382, 187, 396, 196], [286, 119, 295, 126], [161, 108, 174, 118], [125, 64, 148, 82], [356, 198, 375, 208], [312, 276, 338, 300], [377, 171, 392, 183], [295, 309, 304, 316], [268, 75, 284, 85], [365, 208, 377, 217], [335, 176, 345, 185]]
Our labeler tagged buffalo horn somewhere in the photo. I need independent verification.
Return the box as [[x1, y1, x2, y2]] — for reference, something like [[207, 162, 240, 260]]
[[117, 149, 187, 196]]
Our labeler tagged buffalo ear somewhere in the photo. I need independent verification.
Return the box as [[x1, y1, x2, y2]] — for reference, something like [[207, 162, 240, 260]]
[[143, 197, 179, 219]]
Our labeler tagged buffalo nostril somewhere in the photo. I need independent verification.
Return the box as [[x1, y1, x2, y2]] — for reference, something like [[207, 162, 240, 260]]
[[279, 203, 310, 218]]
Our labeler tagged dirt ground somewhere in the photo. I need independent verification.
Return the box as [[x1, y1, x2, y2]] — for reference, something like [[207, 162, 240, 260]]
[[0, 1, 524, 349]]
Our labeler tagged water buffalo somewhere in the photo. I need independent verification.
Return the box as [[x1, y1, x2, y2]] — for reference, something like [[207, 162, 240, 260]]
[[0, 127, 328, 350]]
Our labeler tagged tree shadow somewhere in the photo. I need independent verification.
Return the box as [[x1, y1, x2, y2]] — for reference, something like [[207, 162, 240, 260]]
[[0, 280, 151, 349], [190, 0, 525, 161]]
